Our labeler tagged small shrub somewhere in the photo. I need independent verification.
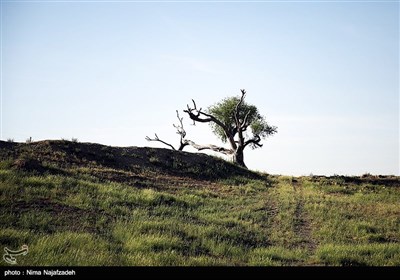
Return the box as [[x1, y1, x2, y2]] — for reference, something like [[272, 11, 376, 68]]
[[71, 138, 78, 143], [7, 138, 14, 143], [362, 172, 372, 178], [149, 156, 160, 164]]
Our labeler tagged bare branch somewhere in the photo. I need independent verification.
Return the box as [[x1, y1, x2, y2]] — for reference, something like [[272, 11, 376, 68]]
[[145, 133, 176, 150], [185, 140, 234, 155], [146, 110, 193, 151], [173, 110, 191, 151], [173, 110, 186, 138], [183, 99, 228, 131]]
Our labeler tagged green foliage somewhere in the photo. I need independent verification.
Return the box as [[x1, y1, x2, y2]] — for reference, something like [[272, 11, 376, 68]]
[[207, 95, 276, 144]]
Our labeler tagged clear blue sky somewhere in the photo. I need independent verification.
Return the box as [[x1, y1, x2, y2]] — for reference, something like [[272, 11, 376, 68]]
[[1, 0, 399, 176]]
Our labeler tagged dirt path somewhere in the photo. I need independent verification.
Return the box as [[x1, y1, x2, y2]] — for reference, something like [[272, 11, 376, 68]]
[[292, 180, 317, 252], [263, 194, 279, 222]]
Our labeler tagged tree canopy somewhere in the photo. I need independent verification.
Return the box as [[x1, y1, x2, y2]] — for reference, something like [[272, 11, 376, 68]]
[[207, 96, 277, 148]]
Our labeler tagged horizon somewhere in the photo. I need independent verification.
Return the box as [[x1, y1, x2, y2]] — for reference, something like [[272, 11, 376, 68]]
[[1, 0, 399, 176]]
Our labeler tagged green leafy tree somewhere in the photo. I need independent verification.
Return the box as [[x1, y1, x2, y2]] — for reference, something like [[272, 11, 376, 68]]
[[184, 89, 277, 168]]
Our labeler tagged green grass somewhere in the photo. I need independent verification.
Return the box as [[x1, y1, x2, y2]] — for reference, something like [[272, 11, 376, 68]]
[[1, 152, 399, 266], [316, 243, 400, 266]]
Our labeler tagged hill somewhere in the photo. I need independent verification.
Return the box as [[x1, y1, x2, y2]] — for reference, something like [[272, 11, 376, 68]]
[[0, 140, 399, 266]]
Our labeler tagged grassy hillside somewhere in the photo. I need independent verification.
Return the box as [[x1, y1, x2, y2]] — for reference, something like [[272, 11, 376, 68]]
[[1, 140, 399, 266]]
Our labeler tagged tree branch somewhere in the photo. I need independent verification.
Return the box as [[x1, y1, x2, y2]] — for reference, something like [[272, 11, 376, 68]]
[[234, 89, 246, 127], [184, 99, 228, 131], [235, 89, 247, 146], [185, 140, 234, 155], [244, 135, 263, 149], [241, 110, 251, 131], [172, 110, 190, 151], [173, 110, 186, 138], [145, 133, 176, 150], [184, 98, 238, 150], [146, 110, 191, 151]]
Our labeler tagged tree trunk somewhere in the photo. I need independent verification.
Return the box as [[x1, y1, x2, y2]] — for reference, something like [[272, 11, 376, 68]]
[[232, 147, 246, 168]]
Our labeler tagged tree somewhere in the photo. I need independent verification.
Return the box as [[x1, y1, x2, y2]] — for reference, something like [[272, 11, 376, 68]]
[[183, 89, 277, 168]]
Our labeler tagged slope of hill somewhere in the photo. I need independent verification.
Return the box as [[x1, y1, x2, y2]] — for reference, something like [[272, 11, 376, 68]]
[[0, 140, 399, 266]]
